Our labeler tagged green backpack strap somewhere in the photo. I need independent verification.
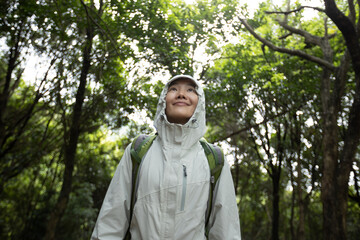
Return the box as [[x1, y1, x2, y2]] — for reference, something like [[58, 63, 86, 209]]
[[199, 138, 225, 237], [125, 133, 157, 240]]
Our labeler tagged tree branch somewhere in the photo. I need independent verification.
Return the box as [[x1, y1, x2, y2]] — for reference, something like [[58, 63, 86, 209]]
[[80, 0, 123, 58], [215, 105, 300, 142], [265, 5, 325, 15], [277, 20, 322, 45], [324, 0, 360, 77], [348, 0, 356, 24], [239, 18, 336, 71]]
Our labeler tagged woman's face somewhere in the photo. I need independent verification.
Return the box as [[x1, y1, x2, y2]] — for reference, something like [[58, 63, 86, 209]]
[[165, 78, 199, 125]]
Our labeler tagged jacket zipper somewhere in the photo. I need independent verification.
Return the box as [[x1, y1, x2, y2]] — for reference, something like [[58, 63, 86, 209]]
[[181, 165, 187, 211]]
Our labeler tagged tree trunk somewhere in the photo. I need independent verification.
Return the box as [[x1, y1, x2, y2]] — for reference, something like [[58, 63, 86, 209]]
[[320, 61, 341, 239], [290, 172, 295, 240], [271, 168, 280, 240], [294, 114, 305, 240], [336, 88, 360, 238], [43, 23, 94, 240], [296, 163, 305, 240], [322, 1, 360, 239], [234, 146, 240, 195]]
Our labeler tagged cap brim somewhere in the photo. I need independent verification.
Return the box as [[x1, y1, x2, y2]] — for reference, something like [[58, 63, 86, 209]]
[[167, 75, 198, 87]]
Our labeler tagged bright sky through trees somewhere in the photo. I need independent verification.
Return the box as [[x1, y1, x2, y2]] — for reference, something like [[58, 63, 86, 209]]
[[23, 0, 323, 83]]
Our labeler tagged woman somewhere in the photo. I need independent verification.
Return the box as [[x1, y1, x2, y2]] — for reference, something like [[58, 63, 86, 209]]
[[91, 75, 241, 239]]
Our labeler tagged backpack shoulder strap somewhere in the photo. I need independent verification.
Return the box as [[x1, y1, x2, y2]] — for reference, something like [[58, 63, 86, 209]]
[[199, 138, 225, 237], [130, 134, 157, 164], [200, 138, 224, 182], [125, 133, 157, 239]]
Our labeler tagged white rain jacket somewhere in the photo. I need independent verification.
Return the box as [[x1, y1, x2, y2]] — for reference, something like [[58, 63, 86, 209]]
[[91, 75, 241, 240]]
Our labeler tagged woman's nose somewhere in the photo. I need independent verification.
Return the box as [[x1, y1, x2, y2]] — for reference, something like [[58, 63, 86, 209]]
[[177, 89, 186, 98]]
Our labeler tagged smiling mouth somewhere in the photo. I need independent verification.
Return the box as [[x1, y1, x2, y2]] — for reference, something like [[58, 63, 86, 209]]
[[174, 102, 189, 106]]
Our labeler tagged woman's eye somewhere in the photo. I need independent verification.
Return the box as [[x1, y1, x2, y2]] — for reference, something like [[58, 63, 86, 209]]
[[169, 87, 177, 92]]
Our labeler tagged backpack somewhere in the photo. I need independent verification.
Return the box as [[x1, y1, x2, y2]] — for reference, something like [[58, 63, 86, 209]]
[[124, 133, 224, 239]]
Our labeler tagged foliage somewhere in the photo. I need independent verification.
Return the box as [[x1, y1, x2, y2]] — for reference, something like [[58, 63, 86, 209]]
[[204, 0, 359, 239], [0, 0, 359, 239]]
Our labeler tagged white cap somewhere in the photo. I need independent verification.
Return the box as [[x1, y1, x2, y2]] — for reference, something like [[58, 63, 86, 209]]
[[167, 75, 198, 88]]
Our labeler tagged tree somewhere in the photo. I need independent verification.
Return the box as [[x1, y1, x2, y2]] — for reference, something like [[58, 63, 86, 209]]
[[237, 0, 360, 239], [204, 8, 326, 235], [0, 0, 55, 192], [1, 0, 244, 238], [43, 1, 96, 238]]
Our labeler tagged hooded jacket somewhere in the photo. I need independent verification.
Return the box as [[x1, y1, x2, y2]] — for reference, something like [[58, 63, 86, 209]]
[[91, 75, 241, 240]]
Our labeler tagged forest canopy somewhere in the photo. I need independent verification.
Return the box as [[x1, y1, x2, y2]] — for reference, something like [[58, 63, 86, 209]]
[[0, 0, 359, 239]]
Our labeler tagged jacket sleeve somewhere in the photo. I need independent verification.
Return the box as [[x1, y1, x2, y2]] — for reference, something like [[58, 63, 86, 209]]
[[208, 159, 241, 240], [91, 144, 133, 240]]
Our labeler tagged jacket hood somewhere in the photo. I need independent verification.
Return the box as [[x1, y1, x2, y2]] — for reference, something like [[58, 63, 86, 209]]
[[154, 75, 206, 149]]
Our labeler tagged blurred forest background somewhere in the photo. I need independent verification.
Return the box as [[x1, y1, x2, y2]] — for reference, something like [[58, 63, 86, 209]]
[[1, 0, 360, 239]]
